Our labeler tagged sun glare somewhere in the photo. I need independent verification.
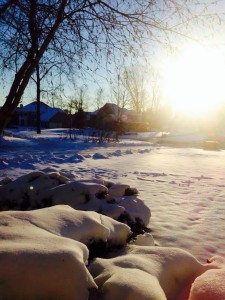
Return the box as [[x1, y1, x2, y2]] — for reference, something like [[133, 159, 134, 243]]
[[162, 44, 225, 116]]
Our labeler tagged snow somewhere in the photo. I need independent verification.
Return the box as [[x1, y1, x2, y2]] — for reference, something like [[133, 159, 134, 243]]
[[1, 128, 225, 299], [2, 205, 131, 248], [0, 170, 150, 223], [89, 245, 215, 300], [189, 268, 225, 300], [188, 256, 225, 300], [0, 206, 97, 300]]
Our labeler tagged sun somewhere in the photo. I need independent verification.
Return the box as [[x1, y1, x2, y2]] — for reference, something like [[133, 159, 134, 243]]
[[162, 44, 225, 116]]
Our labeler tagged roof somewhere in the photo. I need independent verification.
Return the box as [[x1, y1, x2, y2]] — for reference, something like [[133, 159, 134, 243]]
[[92, 103, 138, 119], [41, 107, 63, 122], [18, 101, 49, 113]]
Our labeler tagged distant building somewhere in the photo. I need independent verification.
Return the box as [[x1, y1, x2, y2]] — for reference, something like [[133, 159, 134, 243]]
[[14, 101, 69, 128], [90, 103, 145, 132]]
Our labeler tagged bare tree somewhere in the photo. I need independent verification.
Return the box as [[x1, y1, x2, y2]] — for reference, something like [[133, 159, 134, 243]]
[[69, 86, 88, 113], [147, 68, 162, 130], [110, 72, 129, 139], [95, 87, 104, 110], [66, 85, 88, 137], [124, 65, 148, 114], [0, 0, 218, 134], [0, 0, 18, 16]]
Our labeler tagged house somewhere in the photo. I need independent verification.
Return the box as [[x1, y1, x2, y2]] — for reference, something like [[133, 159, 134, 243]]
[[15, 101, 69, 128], [89, 103, 145, 132]]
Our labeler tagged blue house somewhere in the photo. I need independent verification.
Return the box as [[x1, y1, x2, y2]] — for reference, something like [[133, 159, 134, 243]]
[[15, 101, 69, 128]]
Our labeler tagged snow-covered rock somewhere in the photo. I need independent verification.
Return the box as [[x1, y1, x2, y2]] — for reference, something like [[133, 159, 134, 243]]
[[0, 207, 96, 300], [132, 232, 155, 246], [89, 245, 214, 300], [0, 205, 132, 299], [0, 171, 151, 228], [108, 183, 131, 197], [4, 205, 131, 246], [117, 196, 151, 226]]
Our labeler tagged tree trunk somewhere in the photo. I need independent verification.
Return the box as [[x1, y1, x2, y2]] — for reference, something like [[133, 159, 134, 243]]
[[0, 53, 37, 135], [0, 106, 13, 135]]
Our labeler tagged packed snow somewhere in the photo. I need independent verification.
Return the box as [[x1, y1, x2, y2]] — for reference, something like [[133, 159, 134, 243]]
[[1, 128, 225, 299]]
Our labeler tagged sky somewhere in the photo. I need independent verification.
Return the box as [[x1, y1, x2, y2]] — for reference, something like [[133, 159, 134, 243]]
[[1, 1, 225, 115]]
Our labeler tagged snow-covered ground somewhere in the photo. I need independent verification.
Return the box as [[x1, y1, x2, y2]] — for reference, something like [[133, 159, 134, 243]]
[[1, 128, 225, 261], [1, 128, 225, 299]]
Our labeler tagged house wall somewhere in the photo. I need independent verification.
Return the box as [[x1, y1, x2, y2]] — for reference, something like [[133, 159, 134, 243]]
[[18, 113, 36, 127], [49, 122, 62, 128]]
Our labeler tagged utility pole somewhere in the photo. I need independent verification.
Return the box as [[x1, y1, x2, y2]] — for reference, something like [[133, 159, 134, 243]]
[[36, 63, 41, 134]]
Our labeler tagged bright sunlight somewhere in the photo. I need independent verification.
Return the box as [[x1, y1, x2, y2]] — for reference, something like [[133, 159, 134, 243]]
[[162, 44, 225, 116]]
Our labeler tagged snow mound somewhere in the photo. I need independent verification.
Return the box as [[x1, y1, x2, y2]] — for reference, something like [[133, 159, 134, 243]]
[[131, 232, 155, 246], [189, 256, 225, 300], [138, 148, 151, 153], [0, 206, 96, 299], [4, 205, 131, 246], [189, 269, 225, 300], [0, 171, 151, 228], [111, 149, 122, 156], [0, 205, 132, 299], [1, 202, 223, 300], [93, 153, 108, 159], [108, 183, 131, 197], [89, 245, 214, 300], [64, 153, 85, 162]]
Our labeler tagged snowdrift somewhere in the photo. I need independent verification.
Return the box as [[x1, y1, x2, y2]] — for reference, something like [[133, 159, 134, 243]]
[[1, 171, 225, 299]]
